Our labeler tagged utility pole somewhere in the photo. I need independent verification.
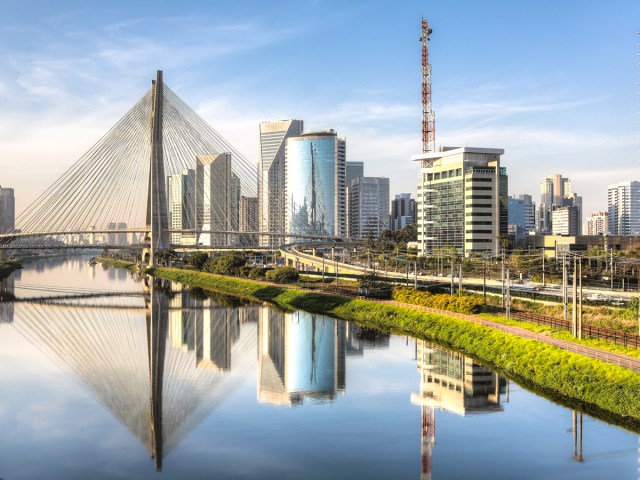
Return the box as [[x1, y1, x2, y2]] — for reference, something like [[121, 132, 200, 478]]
[[610, 248, 614, 291], [322, 254, 325, 283], [483, 257, 487, 302], [578, 259, 583, 340], [563, 253, 568, 321], [458, 262, 462, 297], [505, 270, 511, 318], [414, 261, 418, 289], [542, 250, 546, 287], [450, 258, 455, 296], [572, 255, 577, 337], [501, 247, 506, 308]]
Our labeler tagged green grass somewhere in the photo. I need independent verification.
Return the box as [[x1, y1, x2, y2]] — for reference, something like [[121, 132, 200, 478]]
[[98, 257, 640, 429]]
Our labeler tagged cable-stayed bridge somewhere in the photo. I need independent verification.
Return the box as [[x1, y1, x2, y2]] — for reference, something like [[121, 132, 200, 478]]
[[0, 71, 338, 262]]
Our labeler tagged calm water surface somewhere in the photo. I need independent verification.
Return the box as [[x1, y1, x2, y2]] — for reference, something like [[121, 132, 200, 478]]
[[0, 255, 638, 480]]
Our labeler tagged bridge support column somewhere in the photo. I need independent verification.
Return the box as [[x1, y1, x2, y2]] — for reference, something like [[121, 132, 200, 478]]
[[0, 250, 6, 262]]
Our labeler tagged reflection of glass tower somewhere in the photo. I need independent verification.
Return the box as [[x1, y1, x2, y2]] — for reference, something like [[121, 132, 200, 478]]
[[258, 308, 346, 405], [285, 130, 346, 240], [411, 341, 503, 480]]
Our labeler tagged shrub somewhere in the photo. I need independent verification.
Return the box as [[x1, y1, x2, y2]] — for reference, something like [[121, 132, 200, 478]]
[[265, 266, 300, 284], [187, 252, 210, 270], [248, 266, 266, 280], [392, 286, 483, 314], [204, 253, 247, 276]]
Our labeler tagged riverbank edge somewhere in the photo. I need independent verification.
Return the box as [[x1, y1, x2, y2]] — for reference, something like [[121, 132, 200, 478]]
[[98, 257, 640, 429], [0, 261, 22, 280]]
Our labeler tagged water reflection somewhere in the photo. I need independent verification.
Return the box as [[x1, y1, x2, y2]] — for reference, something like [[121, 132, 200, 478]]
[[258, 310, 346, 405], [0, 273, 17, 322], [9, 278, 363, 470], [13, 281, 259, 470], [412, 341, 504, 480]]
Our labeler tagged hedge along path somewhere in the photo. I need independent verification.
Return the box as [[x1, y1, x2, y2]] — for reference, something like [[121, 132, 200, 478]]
[[98, 258, 640, 421]]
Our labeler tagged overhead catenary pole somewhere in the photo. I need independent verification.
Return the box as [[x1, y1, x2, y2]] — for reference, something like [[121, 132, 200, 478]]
[[563, 253, 569, 321], [572, 255, 577, 337]]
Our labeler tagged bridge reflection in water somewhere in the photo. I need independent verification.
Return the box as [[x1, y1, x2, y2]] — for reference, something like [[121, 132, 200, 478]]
[[6, 278, 384, 470]]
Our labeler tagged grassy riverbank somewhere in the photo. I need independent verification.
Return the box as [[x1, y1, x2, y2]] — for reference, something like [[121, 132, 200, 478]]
[[99, 257, 640, 428]]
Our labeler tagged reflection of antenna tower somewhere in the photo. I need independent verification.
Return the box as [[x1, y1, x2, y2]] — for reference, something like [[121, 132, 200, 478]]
[[412, 340, 503, 479], [413, 341, 436, 480]]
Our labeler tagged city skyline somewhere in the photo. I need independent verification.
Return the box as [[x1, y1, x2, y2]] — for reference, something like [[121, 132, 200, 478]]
[[0, 1, 638, 218]]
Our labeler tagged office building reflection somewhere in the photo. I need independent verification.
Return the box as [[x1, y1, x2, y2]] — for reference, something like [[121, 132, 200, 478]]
[[258, 309, 346, 405], [345, 322, 390, 356], [12, 281, 258, 470], [0, 274, 16, 323], [411, 340, 504, 480]]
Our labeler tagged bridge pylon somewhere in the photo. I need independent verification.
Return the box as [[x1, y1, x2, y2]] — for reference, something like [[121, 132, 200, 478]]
[[145, 70, 170, 266]]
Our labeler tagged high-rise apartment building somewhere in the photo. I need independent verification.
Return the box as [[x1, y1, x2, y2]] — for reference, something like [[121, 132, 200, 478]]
[[346, 161, 364, 188], [239, 196, 258, 245], [585, 211, 608, 235], [258, 120, 304, 247], [508, 194, 535, 235], [551, 206, 580, 236], [347, 177, 390, 239], [608, 181, 640, 236], [196, 153, 239, 246], [414, 147, 507, 257], [167, 169, 196, 245], [285, 130, 346, 239], [0, 186, 15, 234], [538, 174, 581, 234], [391, 193, 417, 231]]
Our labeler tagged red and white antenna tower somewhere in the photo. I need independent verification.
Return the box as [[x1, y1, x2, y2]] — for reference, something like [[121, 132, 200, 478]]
[[421, 18, 435, 154]]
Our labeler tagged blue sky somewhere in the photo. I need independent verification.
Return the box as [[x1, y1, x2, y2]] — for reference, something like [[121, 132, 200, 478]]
[[0, 0, 638, 217]]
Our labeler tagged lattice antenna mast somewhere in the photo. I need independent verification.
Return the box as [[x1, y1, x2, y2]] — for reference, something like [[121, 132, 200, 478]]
[[421, 18, 435, 154]]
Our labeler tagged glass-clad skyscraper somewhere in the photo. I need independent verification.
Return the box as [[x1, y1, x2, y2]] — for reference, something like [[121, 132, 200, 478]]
[[285, 130, 346, 239]]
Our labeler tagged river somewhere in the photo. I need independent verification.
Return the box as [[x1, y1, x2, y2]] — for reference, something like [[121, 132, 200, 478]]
[[0, 255, 638, 479]]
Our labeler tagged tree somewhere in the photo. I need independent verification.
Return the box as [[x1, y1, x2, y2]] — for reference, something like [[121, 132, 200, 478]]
[[265, 266, 299, 284], [187, 252, 210, 270], [204, 253, 246, 276]]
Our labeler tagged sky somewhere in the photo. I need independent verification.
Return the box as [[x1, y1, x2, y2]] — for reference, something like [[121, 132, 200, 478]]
[[0, 0, 638, 218]]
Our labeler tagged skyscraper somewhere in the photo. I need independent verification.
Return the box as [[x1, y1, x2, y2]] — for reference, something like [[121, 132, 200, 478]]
[[167, 169, 196, 245], [239, 196, 258, 245], [0, 186, 15, 234], [285, 130, 346, 239], [258, 120, 304, 247], [508, 194, 535, 235], [585, 211, 608, 235], [348, 177, 390, 239], [391, 193, 417, 231], [346, 161, 364, 188], [538, 174, 581, 234], [196, 153, 239, 246], [608, 181, 640, 236], [414, 147, 507, 257]]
